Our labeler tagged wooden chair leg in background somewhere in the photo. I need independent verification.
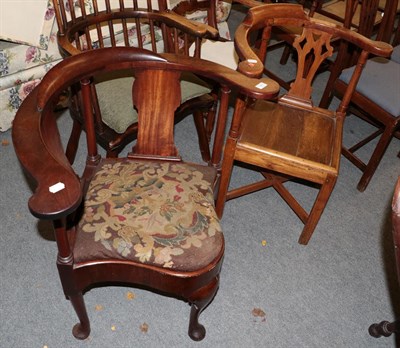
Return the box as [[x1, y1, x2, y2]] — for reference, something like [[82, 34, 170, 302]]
[[298, 176, 337, 245], [65, 119, 83, 165], [193, 110, 212, 163], [369, 319, 400, 338]]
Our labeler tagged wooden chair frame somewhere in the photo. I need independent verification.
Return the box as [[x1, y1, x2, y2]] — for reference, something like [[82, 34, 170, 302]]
[[52, 0, 220, 163], [12, 47, 279, 341], [215, 3, 393, 244], [271, 0, 397, 91], [318, 0, 400, 192]]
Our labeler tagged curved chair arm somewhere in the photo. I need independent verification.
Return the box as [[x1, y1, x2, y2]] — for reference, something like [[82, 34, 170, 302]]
[[37, 48, 280, 109], [12, 89, 82, 220], [234, 4, 393, 78], [162, 53, 280, 99], [164, 10, 219, 37], [13, 47, 279, 220], [234, 4, 310, 78], [57, 10, 219, 57]]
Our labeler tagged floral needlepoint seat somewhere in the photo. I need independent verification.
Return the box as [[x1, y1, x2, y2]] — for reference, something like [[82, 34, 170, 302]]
[[74, 159, 223, 270]]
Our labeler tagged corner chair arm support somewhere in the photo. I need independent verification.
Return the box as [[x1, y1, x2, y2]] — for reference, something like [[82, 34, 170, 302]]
[[12, 89, 82, 220]]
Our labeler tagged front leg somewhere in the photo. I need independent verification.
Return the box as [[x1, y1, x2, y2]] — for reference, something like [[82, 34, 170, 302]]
[[188, 276, 219, 341]]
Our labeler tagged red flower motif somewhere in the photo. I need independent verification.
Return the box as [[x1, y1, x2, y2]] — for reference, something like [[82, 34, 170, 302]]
[[18, 80, 41, 101], [25, 46, 37, 63], [45, 8, 55, 20], [175, 184, 184, 193]]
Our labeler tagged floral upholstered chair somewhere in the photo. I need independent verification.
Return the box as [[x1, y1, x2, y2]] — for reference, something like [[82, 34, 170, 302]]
[[0, 0, 63, 132]]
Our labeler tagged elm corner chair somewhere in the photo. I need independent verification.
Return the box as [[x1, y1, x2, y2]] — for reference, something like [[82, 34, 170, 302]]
[[215, 3, 393, 245], [52, 0, 221, 163], [319, 15, 400, 192], [11, 47, 279, 341], [368, 176, 400, 340]]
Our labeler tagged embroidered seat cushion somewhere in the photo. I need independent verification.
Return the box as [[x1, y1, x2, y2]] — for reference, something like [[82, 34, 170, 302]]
[[74, 159, 224, 271], [95, 73, 212, 133]]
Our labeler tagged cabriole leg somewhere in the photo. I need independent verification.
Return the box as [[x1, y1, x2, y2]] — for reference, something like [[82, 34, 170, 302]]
[[188, 276, 219, 341]]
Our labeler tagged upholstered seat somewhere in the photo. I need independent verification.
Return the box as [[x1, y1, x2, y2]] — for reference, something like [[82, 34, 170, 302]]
[[339, 57, 400, 116], [312, 0, 384, 29], [390, 44, 400, 63], [189, 39, 239, 70], [334, 50, 400, 191], [0, 2, 63, 132], [74, 159, 223, 270]]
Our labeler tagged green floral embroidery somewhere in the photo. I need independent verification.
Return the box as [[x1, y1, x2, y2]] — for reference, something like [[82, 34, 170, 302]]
[[79, 160, 222, 268]]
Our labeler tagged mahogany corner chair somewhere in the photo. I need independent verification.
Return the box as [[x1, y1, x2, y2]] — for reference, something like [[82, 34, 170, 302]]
[[52, 0, 221, 163], [215, 3, 393, 244], [11, 48, 279, 340]]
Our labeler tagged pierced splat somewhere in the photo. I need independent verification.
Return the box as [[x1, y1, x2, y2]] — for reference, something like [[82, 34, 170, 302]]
[[287, 27, 334, 101]]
